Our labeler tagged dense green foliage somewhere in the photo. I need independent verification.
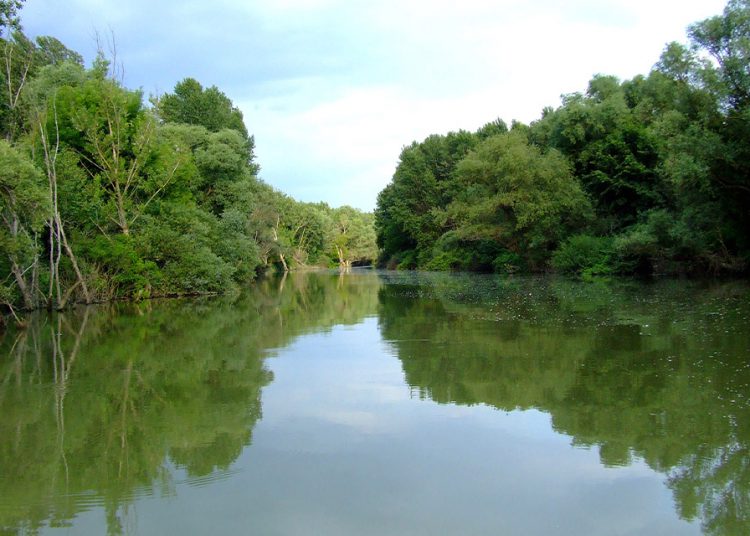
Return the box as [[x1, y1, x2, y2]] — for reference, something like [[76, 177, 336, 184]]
[[376, 1, 750, 276], [0, 9, 377, 316]]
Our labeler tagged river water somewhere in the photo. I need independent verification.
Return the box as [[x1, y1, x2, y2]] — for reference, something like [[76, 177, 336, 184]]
[[1, 270, 748, 535]]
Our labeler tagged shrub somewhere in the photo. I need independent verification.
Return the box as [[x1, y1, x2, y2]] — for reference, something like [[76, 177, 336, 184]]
[[424, 250, 463, 271], [612, 227, 658, 274], [492, 251, 523, 273], [83, 234, 162, 298], [552, 234, 614, 275]]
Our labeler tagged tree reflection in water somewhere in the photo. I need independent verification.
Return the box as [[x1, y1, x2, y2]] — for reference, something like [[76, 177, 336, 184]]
[[379, 274, 750, 536], [0, 271, 381, 535], [1, 272, 748, 535]]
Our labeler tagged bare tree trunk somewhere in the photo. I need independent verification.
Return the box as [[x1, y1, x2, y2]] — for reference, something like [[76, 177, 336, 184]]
[[59, 223, 90, 303], [335, 245, 350, 269], [115, 188, 130, 235], [38, 102, 92, 306], [48, 211, 55, 304], [31, 237, 40, 305], [9, 257, 33, 309], [272, 215, 289, 272], [53, 217, 63, 306]]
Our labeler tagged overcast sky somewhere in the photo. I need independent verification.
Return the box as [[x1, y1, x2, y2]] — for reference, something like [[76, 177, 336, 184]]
[[21, 0, 727, 211]]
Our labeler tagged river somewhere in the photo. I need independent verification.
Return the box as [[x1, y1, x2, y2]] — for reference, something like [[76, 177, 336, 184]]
[[1, 270, 748, 535]]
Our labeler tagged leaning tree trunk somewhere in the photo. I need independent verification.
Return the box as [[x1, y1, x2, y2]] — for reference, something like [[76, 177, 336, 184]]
[[38, 106, 92, 307]]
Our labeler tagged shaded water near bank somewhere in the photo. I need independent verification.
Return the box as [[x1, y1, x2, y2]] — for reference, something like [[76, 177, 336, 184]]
[[1, 271, 748, 535]]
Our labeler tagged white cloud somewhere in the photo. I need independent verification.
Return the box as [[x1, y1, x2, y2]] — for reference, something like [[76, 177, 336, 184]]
[[240, 0, 727, 210]]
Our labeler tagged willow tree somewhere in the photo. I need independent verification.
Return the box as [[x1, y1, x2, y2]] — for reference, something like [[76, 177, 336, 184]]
[[443, 131, 591, 271]]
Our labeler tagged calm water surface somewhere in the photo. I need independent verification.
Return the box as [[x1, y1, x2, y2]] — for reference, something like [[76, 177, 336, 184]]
[[1, 271, 748, 535]]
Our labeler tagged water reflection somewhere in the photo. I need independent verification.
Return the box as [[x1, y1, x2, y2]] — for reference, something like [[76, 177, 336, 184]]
[[2, 271, 748, 535], [378, 273, 750, 535], [0, 271, 381, 535]]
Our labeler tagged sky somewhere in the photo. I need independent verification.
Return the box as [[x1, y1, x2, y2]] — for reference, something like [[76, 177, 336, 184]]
[[20, 0, 728, 211]]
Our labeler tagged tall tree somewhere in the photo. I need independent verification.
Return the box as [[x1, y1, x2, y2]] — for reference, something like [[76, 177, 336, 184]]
[[374, 130, 478, 267], [529, 76, 663, 232], [445, 131, 590, 270], [688, 0, 750, 260], [155, 77, 256, 164], [55, 65, 183, 236], [689, 0, 750, 109]]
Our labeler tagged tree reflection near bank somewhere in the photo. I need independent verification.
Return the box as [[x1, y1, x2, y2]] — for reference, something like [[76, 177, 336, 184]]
[[0, 271, 381, 535], [379, 274, 750, 536]]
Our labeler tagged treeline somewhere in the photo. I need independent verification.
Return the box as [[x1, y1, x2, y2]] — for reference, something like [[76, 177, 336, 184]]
[[0, 3, 377, 318], [375, 0, 750, 277]]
